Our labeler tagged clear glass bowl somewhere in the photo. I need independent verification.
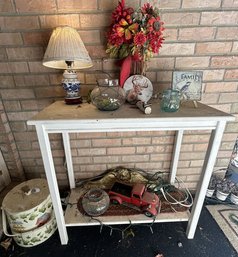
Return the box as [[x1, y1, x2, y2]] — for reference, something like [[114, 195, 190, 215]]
[[90, 79, 126, 111], [82, 188, 110, 216]]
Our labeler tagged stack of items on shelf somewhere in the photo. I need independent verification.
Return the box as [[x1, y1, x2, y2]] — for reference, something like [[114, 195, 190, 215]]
[[77, 166, 193, 218], [1, 179, 57, 247]]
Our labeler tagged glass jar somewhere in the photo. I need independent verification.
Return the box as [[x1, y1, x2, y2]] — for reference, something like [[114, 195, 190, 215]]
[[161, 89, 180, 112], [82, 188, 110, 216], [90, 79, 126, 111]]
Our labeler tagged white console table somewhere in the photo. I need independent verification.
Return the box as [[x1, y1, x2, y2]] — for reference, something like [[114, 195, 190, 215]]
[[27, 101, 234, 245]]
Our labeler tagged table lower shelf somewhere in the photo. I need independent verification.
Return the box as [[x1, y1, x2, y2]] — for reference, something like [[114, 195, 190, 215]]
[[64, 188, 190, 227]]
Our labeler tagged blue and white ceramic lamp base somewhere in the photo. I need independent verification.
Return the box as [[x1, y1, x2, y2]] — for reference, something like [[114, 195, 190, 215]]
[[62, 70, 82, 104]]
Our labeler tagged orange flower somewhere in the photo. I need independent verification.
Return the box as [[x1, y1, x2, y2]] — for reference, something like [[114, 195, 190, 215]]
[[116, 19, 139, 40]]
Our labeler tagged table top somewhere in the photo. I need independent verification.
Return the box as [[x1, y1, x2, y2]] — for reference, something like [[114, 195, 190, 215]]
[[28, 101, 234, 125]]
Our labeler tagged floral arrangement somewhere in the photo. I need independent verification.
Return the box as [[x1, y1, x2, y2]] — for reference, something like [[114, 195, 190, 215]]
[[106, 0, 165, 61]]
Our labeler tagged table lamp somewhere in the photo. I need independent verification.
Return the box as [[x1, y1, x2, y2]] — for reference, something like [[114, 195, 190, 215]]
[[43, 26, 93, 104]]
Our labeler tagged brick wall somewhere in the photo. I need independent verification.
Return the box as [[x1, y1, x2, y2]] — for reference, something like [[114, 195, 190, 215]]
[[0, 0, 237, 189]]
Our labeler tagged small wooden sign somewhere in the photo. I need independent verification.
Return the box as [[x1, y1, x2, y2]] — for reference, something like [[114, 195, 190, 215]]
[[172, 71, 203, 101]]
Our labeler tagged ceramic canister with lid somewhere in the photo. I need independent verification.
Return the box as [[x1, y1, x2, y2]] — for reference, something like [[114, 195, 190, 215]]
[[2, 178, 53, 233]]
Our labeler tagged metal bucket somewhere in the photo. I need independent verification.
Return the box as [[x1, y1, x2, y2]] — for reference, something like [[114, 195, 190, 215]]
[[1, 179, 53, 233]]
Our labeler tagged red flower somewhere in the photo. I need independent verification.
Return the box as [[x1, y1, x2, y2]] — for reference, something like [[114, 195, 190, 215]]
[[134, 32, 147, 46], [148, 17, 163, 32]]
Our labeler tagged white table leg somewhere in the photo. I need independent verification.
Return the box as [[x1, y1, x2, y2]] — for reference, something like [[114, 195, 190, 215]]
[[186, 121, 227, 239], [62, 132, 75, 189], [36, 125, 68, 245], [169, 130, 184, 184]]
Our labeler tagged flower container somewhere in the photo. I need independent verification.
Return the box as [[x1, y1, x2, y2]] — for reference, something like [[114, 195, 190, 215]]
[[216, 190, 229, 201], [206, 188, 215, 198]]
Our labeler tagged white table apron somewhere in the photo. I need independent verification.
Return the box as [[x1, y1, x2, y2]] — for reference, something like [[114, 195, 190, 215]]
[[28, 101, 234, 245]]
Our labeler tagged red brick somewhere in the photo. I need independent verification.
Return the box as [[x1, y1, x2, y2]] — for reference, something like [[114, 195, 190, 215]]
[[86, 45, 107, 58], [35, 86, 64, 98], [92, 138, 121, 147], [28, 62, 54, 73], [201, 93, 219, 104], [160, 43, 195, 56], [99, 0, 139, 10], [14, 75, 49, 87], [40, 15, 80, 29], [211, 56, 238, 68], [225, 69, 238, 80], [163, 28, 177, 41], [219, 92, 238, 103], [79, 30, 101, 44], [203, 69, 225, 81], [1, 89, 34, 100], [9, 121, 27, 132], [107, 131, 137, 137], [0, 33, 23, 45], [75, 132, 106, 139], [232, 42, 238, 52], [93, 155, 120, 163], [3, 101, 21, 111], [80, 13, 111, 28], [7, 111, 38, 121], [122, 154, 150, 162], [196, 42, 232, 54], [217, 27, 238, 40], [148, 57, 175, 70], [201, 11, 238, 25], [210, 104, 231, 113], [135, 162, 163, 170], [20, 100, 39, 110], [205, 82, 237, 92], [162, 12, 200, 26], [222, 0, 238, 7], [77, 148, 106, 156], [107, 147, 135, 155], [176, 57, 210, 69], [190, 160, 204, 167], [137, 145, 166, 154], [22, 31, 51, 46], [102, 59, 119, 71], [182, 0, 221, 8], [3, 16, 40, 30], [0, 62, 29, 74], [6, 47, 44, 60], [0, 48, 7, 60], [0, 0, 15, 12], [179, 27, 216, 41], [15, 0, 57, 13], [0, 76, 15, 88], [152, 71, 170, 83], [71, 140, 91, 148], [57, 0, 97, 11], [122, 137, 151, 145], [146, 0, 181, 9]]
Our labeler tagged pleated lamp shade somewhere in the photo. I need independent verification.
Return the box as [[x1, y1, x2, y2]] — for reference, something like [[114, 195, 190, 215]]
[[43, 26, 93, 70]]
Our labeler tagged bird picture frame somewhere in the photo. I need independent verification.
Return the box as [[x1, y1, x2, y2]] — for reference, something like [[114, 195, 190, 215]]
[[172, 71, 203, 101]]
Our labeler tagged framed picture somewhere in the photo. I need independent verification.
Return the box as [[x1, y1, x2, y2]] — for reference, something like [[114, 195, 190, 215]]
[[172, 71, 203, 100]]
